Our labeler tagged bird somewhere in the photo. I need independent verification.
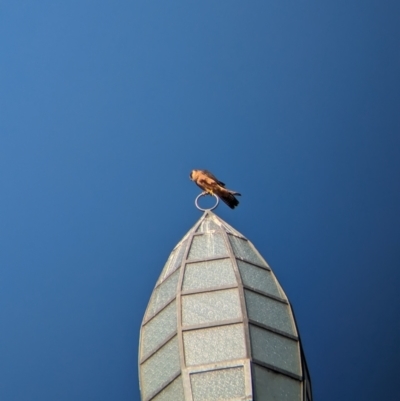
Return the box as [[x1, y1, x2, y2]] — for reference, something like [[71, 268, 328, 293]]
[[189, 169, 241, 209]]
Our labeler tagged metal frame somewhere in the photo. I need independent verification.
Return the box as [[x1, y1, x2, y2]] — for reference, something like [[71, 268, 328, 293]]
[[139, 210, 312, 401], [195, 192, 220, 211]]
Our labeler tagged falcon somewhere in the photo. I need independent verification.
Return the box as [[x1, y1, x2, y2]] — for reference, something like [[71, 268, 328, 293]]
[[189, 169, 241, 209]]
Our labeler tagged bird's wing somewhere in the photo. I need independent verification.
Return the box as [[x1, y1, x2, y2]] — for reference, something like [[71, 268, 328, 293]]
[[202, 170, 225, 187], [214, 187, 240, 209]]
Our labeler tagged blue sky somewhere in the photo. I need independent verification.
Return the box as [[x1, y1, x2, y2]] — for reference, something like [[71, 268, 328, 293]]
[[1, 1, 399, 400]]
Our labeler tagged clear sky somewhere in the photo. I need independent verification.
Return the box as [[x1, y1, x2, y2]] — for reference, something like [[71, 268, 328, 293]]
[[0, 1, 399, 400]]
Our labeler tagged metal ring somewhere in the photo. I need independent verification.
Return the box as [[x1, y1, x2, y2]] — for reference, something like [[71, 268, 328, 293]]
[[195, 192, 220, 211]]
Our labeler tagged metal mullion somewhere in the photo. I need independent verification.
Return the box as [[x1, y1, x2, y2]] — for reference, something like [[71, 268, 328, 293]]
[[290, 302, 313, 400], [193, 210, 228, 234], [153, 268, 179, 290], [243, 236, 270, 268], [142, 296, 176, 325], [155, 240, 189, 288], [139, 331, 178, 364], [227, 233, 271, 270], [185, 357, 253, 400], [221, 227, 252, 362], [176, 220, 200, 401], [181, 318, 243, 332], [248, 319, 298, 341], [181, 283, 238, 296], [212, 213, 247, 239], [306, 374, 312, 401], [235, 257, 272, 271], [145, 371, 181, 401], [191, 229, 224, 237], [161, 210, 212, 286], [185, 249, 230, 264], [290, 302, 305, 365], [184, 255, 229, 264], [192, 211, 210, 233], [185, 357, 250, 374], [301, 347, 307, 401], [304, 359, 312, 400], [243, 285, 289, 304], [252, 359, 303, 382]]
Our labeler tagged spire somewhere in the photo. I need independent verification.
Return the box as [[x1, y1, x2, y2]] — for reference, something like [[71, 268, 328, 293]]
[[139, 210, 312, 401]]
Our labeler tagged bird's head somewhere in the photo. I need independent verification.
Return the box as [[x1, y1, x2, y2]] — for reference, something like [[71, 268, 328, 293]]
[[189, 170, 196, 181]]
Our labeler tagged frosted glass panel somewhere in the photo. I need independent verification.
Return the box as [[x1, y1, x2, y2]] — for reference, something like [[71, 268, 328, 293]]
[[158, 241, 187, 284], [152, 375, 185, 401], [253, 364, 301, 401], [183, 259, 237, 291], [141, 337, 180, 400], [191, 367, 246, 401], [196, 218, 221, 233], [184, 324, 246, 366], [145, 270, 179, 321], [238, 261, 284, 299], [228, 235, 266, 267], [182, 289, 242, 326], [250, 325, 301, 377], [245, 290, 296, 336], [188, 233, 228, 260], [218, 218, 245, 238], [141, 301, 177, 360]]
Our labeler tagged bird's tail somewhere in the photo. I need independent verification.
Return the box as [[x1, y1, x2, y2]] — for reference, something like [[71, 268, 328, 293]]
[[220, 189, 241, 209]]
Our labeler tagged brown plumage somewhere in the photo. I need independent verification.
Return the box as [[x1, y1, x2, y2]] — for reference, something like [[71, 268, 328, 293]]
[[189, 169, 241, 209]]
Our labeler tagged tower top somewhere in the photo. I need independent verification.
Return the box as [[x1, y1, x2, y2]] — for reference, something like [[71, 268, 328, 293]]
[[139, 211, 312, 401]]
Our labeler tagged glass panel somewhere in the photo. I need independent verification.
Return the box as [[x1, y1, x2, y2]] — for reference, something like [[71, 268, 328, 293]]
[[218, 219, 246, 238], [188, 233, 228, 260], [183, 259, 237, 292], [145, 270, 179, 321], [228, 235, 267, 267], [141, 301, 177, 360], [245, 290, 296, 336], [151, 375, 185, 401], [182, 289, 242, 326], [253, 364, 301, 401], [196, 218, 221, 233], [237, 260, 285, 299], [140, 337, 180, 400], [249, 325, 301, 377], [184, 324, 246, 366], [191, 367, 246, 401], [158, 241, 187, 284]]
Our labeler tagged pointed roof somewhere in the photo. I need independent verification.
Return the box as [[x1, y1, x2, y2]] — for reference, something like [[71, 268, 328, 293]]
[[139, 211, 312, 401]]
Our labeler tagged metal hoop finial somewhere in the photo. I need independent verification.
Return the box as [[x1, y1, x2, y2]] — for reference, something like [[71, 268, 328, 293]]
[[195, 192, 220, 211]]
